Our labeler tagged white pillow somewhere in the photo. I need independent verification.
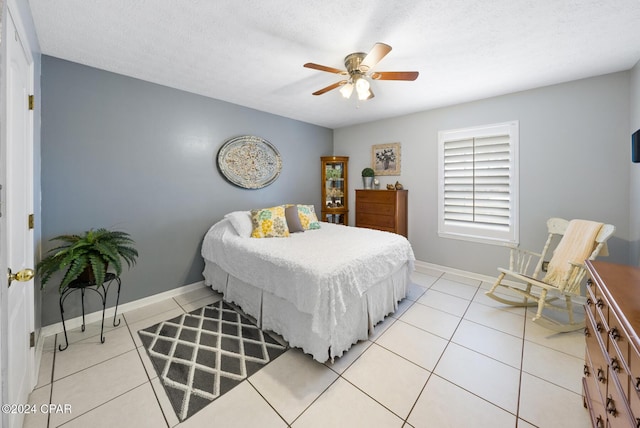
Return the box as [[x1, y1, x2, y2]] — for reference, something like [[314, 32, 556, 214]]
[[224, 211, 252, 238]]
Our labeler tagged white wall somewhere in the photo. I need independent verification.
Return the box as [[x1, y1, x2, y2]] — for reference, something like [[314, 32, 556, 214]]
[[335, 72, 631, 276]]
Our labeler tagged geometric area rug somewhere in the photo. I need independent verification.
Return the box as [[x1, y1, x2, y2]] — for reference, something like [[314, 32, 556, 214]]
[[138, 300, 288, 422]]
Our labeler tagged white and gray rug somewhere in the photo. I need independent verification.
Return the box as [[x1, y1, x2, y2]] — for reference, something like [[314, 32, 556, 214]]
[[138, 300, 287, 421]]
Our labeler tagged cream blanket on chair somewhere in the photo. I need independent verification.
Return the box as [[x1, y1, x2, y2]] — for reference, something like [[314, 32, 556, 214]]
[[542, 219, 603, 287]]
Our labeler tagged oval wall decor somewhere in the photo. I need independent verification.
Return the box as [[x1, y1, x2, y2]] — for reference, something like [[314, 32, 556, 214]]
[[217, 135, 282, 189]]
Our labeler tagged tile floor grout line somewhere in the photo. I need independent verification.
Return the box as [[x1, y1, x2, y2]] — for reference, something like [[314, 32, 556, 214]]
[[49, 346, 137, 384], [400, 280, 527, 425], [337, 362, 416, 423], [46, 335, 58, 428], [514, 305, 528, 427], [245, 377, 295, 427], [124, 316, 172, 428], [53, 381, 149, 428]]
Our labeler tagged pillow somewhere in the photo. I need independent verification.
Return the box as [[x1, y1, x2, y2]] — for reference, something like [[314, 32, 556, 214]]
[[250, 205, 290, 238], [285, 205, 305, 233], [297, 204, 321, 230], [224, 211, 253, 238]]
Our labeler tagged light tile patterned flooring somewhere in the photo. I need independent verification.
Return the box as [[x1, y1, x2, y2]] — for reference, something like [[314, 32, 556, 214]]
[[24, 267, 591, 427]]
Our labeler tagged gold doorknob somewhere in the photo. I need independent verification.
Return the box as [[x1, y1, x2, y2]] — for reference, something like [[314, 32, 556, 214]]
[[8, 268, 34, 287]]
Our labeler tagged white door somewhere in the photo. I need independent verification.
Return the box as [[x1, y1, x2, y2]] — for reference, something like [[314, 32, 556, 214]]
[[2, 8, 35, 428]]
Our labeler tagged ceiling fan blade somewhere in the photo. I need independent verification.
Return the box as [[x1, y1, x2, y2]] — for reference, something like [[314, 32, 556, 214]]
[[371, 71, 419, 81], [360, 43, 392, 70], [312, 80, 347, 96], [304, 62, 346, 74]]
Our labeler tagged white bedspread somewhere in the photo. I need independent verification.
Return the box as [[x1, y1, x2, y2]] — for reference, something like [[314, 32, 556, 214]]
[[201, 219, 415, 341]]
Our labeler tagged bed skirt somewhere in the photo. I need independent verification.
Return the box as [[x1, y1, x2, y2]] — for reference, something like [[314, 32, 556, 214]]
[[202, 259, 410, 362]]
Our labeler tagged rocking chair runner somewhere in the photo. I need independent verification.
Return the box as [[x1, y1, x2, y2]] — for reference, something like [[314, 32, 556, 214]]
[[485, 218, 616, 332]]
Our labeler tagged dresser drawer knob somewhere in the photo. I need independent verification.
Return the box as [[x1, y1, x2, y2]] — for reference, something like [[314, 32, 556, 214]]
[[596, 322, 604, 333], [584, 327, 590, 337], [636, 418, 640, 428], [611, 358, 621, 373], [635, 377, 640, 391], [597, 369, 606, 383], [596, 299, 605, 309], [584, 365, 590, 376], [596, 415, 604, 428], [586, 297, 593, 306], [610, 327, 621, 341], [606, 396, 617, 416], [587, 278, 593, 287]]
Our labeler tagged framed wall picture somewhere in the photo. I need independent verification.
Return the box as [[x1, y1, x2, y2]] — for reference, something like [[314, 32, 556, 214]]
[[372, 142, 401, 176]]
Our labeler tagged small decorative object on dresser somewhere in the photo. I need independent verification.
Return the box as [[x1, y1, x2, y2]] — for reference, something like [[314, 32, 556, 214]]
[[321, 156, 349, 225], [355, 189, 408, 237], [583, 260, 640, 427], [361, 167, 374, 189], [372, 142, 401, 176]]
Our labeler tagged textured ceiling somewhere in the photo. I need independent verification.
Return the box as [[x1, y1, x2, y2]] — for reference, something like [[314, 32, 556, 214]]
[[28, 0, 640, 129]]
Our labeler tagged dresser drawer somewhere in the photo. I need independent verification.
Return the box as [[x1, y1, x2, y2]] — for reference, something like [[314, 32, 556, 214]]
[[584, 375, 606, 428], [356, 201, 395, 216], [609, 309, 631, 398], [586, 282, 598, 320], [355, 190, 396, 204], [628, 346, 640, 420], [356, 213, 396, 229], [606, 372, 636, 428], [586, 309, 610, 401]]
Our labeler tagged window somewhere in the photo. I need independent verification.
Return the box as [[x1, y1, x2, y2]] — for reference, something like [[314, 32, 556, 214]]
[[438, 121, 519, 245]]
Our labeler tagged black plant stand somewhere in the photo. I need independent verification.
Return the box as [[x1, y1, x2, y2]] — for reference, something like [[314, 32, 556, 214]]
[[58, 272, 122, 351]]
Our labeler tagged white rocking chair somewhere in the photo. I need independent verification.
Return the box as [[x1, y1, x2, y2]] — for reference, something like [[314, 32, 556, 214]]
[[485, 218, 616, 332]]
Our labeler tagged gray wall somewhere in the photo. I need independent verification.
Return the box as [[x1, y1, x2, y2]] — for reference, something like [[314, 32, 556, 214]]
[[40, 56, 333, 326], [630, 61, 640, 266], [335, 72, 631, 276]]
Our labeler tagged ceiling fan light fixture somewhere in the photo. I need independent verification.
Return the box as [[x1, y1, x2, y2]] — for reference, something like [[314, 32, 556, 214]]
[[339, 82, 354, 99], [304, 43, 418, 101], [355, 76, 371, 100]]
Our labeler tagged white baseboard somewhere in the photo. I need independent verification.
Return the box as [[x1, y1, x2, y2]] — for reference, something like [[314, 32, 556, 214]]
[[40, 280, 206, 338], [413, 260, 498, 283], [414, 260, 527, 289]]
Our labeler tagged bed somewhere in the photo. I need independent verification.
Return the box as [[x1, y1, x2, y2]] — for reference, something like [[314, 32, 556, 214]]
[[200, 208, 415, 362]]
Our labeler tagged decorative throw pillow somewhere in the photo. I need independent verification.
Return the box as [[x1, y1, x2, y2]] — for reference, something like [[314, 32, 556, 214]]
[[297, 204, 321, 230], [250, 206, 290, 238], [285, 205, 305, 233], [224, 211, 253, 238]]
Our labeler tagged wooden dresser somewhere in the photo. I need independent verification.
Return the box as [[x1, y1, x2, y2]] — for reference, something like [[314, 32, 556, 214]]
[[355, 189, 407, 238], [584, 260, 640, 427]]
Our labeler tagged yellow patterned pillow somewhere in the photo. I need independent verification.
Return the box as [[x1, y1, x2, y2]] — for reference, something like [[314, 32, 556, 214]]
[[250, 206, 290, 238], [297, 205, 321, 230]]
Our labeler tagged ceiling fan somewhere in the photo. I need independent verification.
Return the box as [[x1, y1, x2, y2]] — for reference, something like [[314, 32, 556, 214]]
[[304, 42, 419, 101]]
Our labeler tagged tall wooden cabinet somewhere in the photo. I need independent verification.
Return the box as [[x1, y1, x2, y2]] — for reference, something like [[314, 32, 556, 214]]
[[355, 189, 408, 237], [321, 156, 348, 225], [583, 260, 640, 427]]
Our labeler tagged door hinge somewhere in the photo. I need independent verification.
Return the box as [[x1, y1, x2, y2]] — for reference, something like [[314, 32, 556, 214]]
[[28, 94, 34, 110], [30, 331, 35, 348], [28, 213, 34, 230]]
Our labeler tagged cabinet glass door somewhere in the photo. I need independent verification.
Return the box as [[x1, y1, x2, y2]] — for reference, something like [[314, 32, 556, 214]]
[[325, 162, 345, 210]]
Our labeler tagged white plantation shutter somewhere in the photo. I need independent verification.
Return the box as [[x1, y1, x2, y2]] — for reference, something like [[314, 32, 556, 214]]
[[438, 122, 518, 245]]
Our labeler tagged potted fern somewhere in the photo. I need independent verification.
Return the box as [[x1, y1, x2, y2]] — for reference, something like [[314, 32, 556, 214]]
[[37, 228, 138, 292]]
